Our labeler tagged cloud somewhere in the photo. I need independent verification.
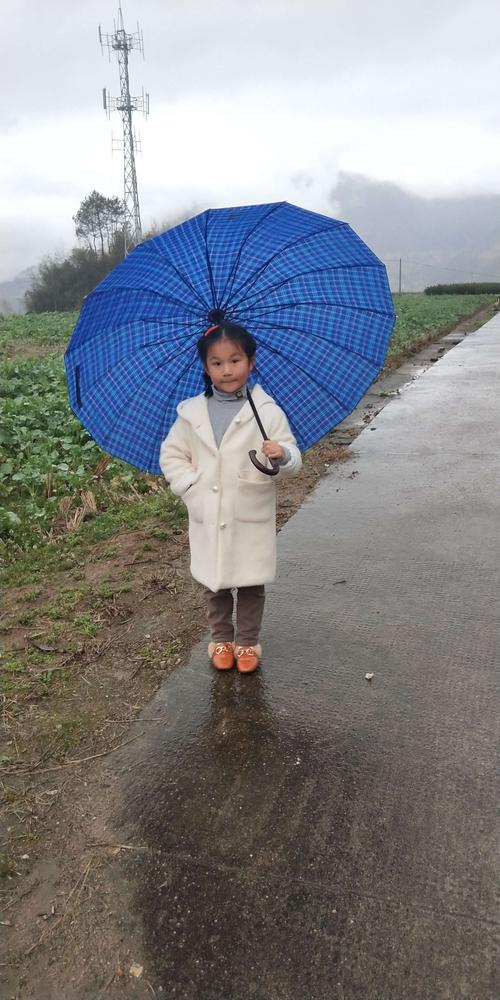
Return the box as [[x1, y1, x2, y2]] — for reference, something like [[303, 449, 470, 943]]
[[2, 0, 500, 280]]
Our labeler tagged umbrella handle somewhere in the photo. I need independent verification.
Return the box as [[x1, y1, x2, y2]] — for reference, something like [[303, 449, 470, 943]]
[[248, 449, 281, 476], [246, 386, 280, 476]]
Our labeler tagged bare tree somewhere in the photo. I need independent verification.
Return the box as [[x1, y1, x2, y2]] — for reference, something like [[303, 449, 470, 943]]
[[73, 191, 125, 257]]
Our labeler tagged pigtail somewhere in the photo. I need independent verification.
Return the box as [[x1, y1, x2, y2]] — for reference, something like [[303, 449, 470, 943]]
[[203, 371, 213, 397]]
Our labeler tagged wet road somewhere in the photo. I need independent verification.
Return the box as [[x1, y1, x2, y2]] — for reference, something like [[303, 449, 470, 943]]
[[116, 315, 500, 999]]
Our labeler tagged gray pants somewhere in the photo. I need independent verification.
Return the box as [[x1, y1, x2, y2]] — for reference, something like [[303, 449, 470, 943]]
[[205, 585, 266, 647]]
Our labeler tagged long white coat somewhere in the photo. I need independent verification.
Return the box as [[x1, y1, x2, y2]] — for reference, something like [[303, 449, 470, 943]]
[[159, 385, 302, 592]]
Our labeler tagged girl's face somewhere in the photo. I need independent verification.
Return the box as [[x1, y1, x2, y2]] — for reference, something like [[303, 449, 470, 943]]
[[205, 337, 255, 393]]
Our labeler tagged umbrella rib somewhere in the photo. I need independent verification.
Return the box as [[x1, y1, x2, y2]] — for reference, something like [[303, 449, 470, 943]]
[[218, 202, 286, 309], [80, 338, 200, 445], [203, 211, 220, 314], [244, 299, 394, 321], [131, 328, 208, 356], [82, 282, 204, 318], [227, 221, 348, 311], [72, 328, 206, 396], [252, 317, 385, 366], [231, 262, 386, 312], [150, 243, 210, 312], [256, 340, 369, 412], [126, 327, 204, 356]]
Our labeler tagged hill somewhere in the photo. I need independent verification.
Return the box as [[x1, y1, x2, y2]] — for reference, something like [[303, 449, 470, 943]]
[[330, 174, 500, 292], [0, 268, 36, 314]]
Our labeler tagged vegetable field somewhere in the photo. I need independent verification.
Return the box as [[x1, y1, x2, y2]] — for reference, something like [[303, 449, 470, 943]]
[[0, 294, 496, 583], [388, 293, 497, 357]]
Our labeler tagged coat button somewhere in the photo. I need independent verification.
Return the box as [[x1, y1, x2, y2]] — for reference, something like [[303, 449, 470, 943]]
[[235, 418, 241, 424], [220, 522, 226, 529], [212, 485, 218, 492]]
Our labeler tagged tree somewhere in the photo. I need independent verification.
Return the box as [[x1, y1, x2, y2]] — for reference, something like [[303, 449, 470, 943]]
[[24, 201, 201, 313], [73, 191, 125, 257], [25, 248, 105, 312]]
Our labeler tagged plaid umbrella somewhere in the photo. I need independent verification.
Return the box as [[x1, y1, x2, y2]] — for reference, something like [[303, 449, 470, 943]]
[[65, 201, 395, 474]]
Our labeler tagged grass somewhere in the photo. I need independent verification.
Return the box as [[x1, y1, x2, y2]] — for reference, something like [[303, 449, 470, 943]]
[[0, 311, 77, 356], [387, 293, 495, 358], [0, 491, 185, 588], [0, 295, 496, 588]]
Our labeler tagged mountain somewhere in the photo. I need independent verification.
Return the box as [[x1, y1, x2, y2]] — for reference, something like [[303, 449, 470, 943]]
[[329, 174, 500, 292], [0, 268, 36, 314]]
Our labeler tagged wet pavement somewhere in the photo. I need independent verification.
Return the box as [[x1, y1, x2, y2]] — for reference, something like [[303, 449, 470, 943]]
[[115, 314, 500, 999]]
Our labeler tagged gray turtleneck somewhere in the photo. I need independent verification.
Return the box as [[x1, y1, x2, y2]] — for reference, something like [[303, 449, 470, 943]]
[[207, 385, 248, 447], [206, 384, 290, 464]]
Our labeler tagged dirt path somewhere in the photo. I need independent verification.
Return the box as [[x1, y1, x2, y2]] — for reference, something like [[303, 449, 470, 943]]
[[0, 302, 496, 999]]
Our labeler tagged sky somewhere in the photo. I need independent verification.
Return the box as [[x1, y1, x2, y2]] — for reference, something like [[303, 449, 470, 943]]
[[1, 0, 499, 281]]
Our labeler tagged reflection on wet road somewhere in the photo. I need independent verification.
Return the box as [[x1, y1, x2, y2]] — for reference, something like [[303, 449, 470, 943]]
[[115, 317, 500, 1000]]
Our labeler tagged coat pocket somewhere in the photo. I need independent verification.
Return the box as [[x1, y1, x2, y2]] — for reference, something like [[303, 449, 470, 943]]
[[235, 476, 276, 523], [182, 479, 204, 523]]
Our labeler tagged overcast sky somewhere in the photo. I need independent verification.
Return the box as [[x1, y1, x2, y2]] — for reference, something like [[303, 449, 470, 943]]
[[1, 0, 499, 281]]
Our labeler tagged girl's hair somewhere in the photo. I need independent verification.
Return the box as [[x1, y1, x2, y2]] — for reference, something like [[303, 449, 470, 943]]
[[196, 321, 257, 397]]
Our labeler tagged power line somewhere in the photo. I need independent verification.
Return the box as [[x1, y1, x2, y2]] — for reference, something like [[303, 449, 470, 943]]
[[383, 256, 500, 292]]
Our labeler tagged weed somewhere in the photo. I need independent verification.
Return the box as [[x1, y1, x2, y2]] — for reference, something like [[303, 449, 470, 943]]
[[72, 613, 98, 636], [26, 647, 56, 665], [165, 639, 182, 657], [149, 528, 169, 540], [24, 587, 43, 602], [1, 659, 24, 673], [38, 671, 61, 688], [98, 546, 119, 559], [42, 589, 84, 621], [17, 610, 36, 625], [0, 677, 16, 693]]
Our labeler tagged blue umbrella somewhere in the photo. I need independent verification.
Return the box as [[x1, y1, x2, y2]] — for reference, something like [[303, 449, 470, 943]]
[[65, 201, 395, 474]]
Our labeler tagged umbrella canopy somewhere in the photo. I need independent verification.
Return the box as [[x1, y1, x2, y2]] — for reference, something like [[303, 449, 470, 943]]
[[65, 201, 395, 474]]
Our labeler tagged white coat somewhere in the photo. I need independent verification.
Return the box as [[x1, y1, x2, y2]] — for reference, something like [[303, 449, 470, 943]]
[[159, 385, 302, 592]]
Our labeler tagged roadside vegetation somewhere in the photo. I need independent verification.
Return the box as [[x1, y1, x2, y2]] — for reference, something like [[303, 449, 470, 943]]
[[0, 293, 497, 587], [388, 292, 497, 358], [0, 291, 497, 988]]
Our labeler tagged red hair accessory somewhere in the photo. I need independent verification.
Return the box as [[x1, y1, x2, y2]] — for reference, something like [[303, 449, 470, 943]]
[[204, 325, 219, 337]]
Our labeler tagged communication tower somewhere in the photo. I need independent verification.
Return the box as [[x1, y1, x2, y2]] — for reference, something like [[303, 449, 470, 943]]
[[99, 5, 149, 253]]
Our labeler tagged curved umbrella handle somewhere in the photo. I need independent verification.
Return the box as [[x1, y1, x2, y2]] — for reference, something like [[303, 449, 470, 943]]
[[246, 386, 281, 476], [248, 450, 281, 476]]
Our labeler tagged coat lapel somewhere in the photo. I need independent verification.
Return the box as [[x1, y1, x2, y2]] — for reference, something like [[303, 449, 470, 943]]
[[177, 394, 218, 454]]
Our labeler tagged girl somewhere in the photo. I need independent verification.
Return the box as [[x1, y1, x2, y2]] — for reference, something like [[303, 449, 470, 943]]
[[159, 321, 302, 673]]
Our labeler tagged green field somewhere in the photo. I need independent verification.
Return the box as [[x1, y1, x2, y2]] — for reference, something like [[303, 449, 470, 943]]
[[0, 294, 497, 584]]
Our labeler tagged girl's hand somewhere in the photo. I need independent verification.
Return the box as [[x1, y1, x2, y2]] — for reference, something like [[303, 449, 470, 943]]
[[261, 439, 284, 461]]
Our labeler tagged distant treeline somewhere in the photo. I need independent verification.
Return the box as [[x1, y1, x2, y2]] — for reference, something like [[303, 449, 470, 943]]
[[424, 282, 500, 296], [25, 191, 185, 314]]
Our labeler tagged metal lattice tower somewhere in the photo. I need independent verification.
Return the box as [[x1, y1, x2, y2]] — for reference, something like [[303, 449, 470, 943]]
[[99, 5, 149, 253]]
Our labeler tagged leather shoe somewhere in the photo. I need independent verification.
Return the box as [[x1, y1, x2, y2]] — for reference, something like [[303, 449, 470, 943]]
[[208, 641, 235, 670], [235, 644, 261, 673]]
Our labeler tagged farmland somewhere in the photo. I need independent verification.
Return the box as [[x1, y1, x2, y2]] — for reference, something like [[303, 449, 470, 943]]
[[0, 292, 497, 585], [0, 292, 497, 987]]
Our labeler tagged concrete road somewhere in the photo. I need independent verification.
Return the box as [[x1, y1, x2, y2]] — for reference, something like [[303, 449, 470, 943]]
[[117, 315, 500, 1000]]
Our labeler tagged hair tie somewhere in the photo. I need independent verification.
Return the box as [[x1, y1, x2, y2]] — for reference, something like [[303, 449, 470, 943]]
[[204, 325, 219, 337]]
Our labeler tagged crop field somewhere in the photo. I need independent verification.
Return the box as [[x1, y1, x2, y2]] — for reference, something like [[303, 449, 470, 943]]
[[0, 293, 497, 585], [387, 293, 497, 356]]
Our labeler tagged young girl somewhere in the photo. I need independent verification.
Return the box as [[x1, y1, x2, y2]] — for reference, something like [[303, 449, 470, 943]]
[[159, 321, 302, 673]]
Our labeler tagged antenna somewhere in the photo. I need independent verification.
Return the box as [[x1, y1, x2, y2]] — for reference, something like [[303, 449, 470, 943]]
[[99, 5, 150, 254]]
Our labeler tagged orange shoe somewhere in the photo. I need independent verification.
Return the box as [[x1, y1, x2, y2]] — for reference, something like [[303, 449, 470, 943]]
[[208, 641, 235, 670], [235, 644, 262, 674]]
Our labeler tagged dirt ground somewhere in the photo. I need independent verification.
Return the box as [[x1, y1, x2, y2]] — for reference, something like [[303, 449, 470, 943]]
[[0, 304, 496, 999]]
